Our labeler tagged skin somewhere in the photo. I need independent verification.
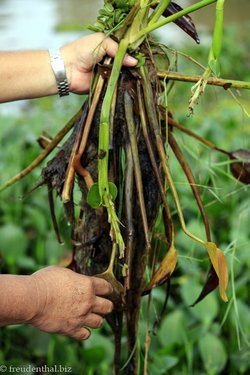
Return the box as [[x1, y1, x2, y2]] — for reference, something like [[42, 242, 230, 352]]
[[0, 33, 137, 339], [0, 266, 113, 340], [0, 32, 137, 102]]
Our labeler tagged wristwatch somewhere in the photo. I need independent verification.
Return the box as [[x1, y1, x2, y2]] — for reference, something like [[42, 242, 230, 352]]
[[49, 48, 69, 97]]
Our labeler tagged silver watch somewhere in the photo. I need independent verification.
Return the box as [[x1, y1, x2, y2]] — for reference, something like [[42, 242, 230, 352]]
[[49, 48, 69, 97]]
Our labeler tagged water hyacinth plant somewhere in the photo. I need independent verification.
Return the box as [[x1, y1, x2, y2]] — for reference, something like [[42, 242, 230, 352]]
[[1, 0, 250, 373]]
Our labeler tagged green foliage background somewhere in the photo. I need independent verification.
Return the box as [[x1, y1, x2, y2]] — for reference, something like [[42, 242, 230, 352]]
[[0, 27, 250, 374]]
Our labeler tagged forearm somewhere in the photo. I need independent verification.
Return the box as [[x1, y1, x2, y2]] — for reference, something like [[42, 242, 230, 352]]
[[0, 34, 138, 104], [0, 274, 38, 326], [0, 50, 58, 103]]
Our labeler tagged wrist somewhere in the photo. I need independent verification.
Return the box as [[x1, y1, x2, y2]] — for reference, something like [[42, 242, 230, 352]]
[[49, 48, 70, 97], [0, 275, 39, 326], [60, 46, 74, 93], [28, 272, 48, 325], [20, 275, 40, 323]]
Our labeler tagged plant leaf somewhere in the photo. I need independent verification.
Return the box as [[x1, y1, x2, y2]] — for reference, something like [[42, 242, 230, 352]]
[[135, 52, 146, 68], [87, 183, 101, 208], [230, 148, 250, 184], [191, 264, 219, 306], [87, 182, 118, 208], [144, 242, 177, 293], [163, 2, 200, 44], [199, 332, 227, 374], [204, 242, 228, 303]]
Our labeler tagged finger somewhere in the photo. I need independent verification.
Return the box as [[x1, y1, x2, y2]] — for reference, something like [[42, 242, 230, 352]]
[[70, 327, 91, 341], [82, 313, 104, 329], [92, 296, 113, 315], [102, 38, 137, 67], [91, 276, 113, 296], [123, 54, 138, 67], [101, 36, 118, 59]]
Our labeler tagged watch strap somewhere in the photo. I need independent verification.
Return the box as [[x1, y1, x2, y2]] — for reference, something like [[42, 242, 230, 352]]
[[49, 48, 69, 97]]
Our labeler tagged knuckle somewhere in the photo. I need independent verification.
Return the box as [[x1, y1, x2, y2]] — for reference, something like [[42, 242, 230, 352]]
[[83, 299, 94, 314], [83, 275, 94, 289]]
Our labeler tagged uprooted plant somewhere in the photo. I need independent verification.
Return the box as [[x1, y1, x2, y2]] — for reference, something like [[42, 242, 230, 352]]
[[1, 0, 250, 373]]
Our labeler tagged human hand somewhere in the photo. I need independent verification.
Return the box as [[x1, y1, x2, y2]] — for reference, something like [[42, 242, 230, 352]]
[[29, 266, 113, 340], [61, 32, 138, 94]]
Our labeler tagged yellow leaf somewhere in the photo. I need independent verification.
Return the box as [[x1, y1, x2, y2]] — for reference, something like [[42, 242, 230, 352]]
[[145, 242, 177, 291], [204, 242, 228, 303]]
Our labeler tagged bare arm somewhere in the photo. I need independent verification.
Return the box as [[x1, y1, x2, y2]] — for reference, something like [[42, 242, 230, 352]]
[[0, 33, 137, 103], [0, 50, 57, 102], [0, 266, 113, 340]]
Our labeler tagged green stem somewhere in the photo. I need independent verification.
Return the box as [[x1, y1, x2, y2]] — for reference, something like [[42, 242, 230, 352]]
[[131, 0, 217, 45], [157, 70, 250, 90], [212, 0, 224, 58], [148, 0, 171, 25], [98, 38, 129, 198], [140, 0, 150, 7]]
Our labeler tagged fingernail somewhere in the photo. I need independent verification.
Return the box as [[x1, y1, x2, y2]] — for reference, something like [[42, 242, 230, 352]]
[[125, 55, 138, 66]]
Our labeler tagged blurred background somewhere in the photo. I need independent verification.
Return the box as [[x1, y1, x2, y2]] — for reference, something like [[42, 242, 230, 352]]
[[0, 1, 249, 374]]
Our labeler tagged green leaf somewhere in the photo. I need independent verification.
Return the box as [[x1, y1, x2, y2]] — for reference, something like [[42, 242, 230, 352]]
[[44, 231, 66, 264], [152, 45, 170, 71], [87, 182, 118, 208], [48, 335, 78, 367], [0, 224, 28, 260], [180, 279, 219, 324], [16, 255, 36, 270], [199, 332, 227, 374], [25, 326, 50, 357], [159, 310, 186, 347], [24, 205, 48, 235], [135, 53, 146, 68], [149, 354, 179, 374], [81, 347, 106, 365], [87, 183, 101, 208], [88, 22, 105, 32], [108, 182, 118, 200], [229, 299, 250, 337], [84, 332, 114, 365]]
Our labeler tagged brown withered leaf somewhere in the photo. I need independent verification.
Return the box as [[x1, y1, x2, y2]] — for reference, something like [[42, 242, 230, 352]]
[[37, 132, 53, 149], [191, 264, 219, 306], [204, 242, 228, 303], [143, 241, 177, 294], [164, 2, 200, 44], [230, 149, 250, 184]]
